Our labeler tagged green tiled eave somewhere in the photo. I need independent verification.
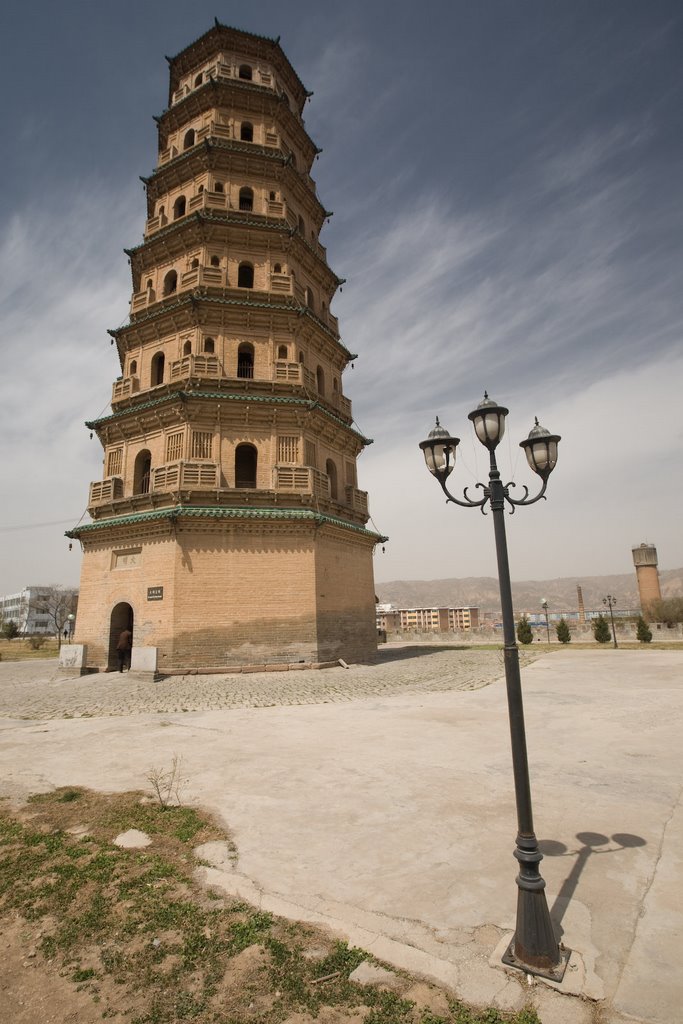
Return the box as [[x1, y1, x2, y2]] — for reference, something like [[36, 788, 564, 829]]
[[126, 209, 343, 286], [66, 506, 387, 543], [85, 391, 372, 445], [110, 288, 355, 356]]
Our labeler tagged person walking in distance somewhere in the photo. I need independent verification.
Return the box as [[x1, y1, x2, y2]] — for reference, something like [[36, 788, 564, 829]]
[[116, 628, 132, 672]]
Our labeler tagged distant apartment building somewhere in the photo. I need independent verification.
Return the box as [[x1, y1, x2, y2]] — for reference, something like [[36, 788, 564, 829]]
[[0, 587, 54, 634], [376, 604, 479, 633]]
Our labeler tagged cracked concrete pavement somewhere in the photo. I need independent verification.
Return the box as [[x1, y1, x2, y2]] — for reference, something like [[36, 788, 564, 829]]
[[0, 647, 680, 1023]]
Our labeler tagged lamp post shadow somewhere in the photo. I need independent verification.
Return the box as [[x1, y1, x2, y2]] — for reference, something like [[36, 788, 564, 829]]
[[539, 831, 647, 937]]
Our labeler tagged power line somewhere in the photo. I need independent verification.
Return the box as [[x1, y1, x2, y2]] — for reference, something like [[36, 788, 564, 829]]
[[0, 518, 80, 533]]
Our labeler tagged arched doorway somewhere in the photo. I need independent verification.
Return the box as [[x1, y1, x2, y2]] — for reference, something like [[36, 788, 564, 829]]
[[108, 602, 134, 671]]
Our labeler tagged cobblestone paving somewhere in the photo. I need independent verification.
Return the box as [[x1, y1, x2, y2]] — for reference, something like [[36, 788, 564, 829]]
[[0, 646, 539, 720]]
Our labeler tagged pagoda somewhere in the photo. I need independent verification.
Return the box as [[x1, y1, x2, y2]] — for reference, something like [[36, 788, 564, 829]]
[[67, 23, 383, 673]]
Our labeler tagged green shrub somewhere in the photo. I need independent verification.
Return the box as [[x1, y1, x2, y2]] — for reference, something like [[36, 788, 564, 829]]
[[555, 618, 571, 643], [593, 614, 611, 643], [516, 616, 533, 644], [636, 616, 652, 643]]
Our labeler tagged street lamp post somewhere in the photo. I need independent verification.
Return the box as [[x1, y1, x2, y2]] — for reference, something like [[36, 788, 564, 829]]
[[419, 394, 569, 980], [541, 600, 550, 644], [603, 596, 618, 649], [67, 613, 75, 644]]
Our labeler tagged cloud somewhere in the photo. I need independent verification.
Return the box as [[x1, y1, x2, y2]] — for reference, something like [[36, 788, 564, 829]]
[[334, 127, 682, 454], [0, 183, 140, 588]]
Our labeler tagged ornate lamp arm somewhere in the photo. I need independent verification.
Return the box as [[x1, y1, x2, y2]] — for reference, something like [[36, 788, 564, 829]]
[[505, 478, 549, 508], [434, 474, 489, 510]]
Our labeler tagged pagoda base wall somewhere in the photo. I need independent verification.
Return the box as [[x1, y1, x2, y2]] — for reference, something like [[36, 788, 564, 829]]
[[73, 520, 377, 673]]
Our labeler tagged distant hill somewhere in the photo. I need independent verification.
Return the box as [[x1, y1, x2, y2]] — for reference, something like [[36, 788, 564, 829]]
[[376, 568, 683, 615]]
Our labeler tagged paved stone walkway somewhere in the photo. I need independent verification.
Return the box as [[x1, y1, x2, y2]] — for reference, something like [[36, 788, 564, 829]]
[[0, 646, 536, 720]]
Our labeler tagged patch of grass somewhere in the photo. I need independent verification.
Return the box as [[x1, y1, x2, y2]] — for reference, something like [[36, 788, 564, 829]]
[[59, 788, 83, 803], [0, 789, 543, 1024], [0, 638, 60, 661]]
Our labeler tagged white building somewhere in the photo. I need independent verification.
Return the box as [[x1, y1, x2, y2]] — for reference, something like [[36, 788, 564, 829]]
[[1, 587, 58, 634]]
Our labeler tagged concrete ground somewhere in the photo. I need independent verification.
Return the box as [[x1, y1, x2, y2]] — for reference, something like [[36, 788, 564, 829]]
[[0, 647, 680, 1024]]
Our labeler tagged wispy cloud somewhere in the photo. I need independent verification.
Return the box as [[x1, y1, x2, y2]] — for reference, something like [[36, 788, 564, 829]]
[[0, 184, 139, 587], [336, 130, 682, 450]]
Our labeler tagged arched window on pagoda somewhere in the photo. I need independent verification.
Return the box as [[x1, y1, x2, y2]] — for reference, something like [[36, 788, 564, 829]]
[[214, 181, 224, 193], [183, 340, 191, 355], [239, 187, 254, 212], [326, 459, 338, 501], [134, 450, 152, 495], [277, 345, 288, 360], [183, 129, 195, 150], [173, 195, 186, 219], [237, 343, 254, 379], [129, 360, 137, 376], [151, 352, 165, 386], [238, 262, 254, 288], [305, 287, 315, 311], [238, 64, 253, 81], [240, 122, 253, 142], [316, 366, 325, 397], [204, 338, 215, 354], [162, 270, 177, 296], [210, 255, 220, 267], [298, 214, 305, 235], [235, 444, 257, 487], [194, 73, 203, 87]]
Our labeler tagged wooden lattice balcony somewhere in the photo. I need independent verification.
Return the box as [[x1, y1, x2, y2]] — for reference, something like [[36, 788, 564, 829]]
[[89, 477, 124, 506], [345, 487, 369, 516], [275, 466, 330, 499], [169, 354, 222, 383], [152, 461, 219, 492], [112, 376, 140, 403]]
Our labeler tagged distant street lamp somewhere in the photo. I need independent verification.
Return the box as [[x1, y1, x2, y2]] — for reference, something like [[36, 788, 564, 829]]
[[67, 613, 75, 644], [541, 599, 550, 644], [603, 596, 618, 648], [419, 394, 568, 980]]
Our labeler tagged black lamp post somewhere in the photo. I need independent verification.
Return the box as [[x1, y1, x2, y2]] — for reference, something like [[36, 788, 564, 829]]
[[603, 595, 618, 649], [419, 394, 569, 980], [541, 600, 550, 644]]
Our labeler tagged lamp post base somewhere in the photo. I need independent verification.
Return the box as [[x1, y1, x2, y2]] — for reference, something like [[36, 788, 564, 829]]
[[502, 938, 571, 982]]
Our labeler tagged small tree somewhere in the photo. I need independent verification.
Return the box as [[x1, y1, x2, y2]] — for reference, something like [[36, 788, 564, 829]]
[[517, 615, 533, 644], [1, 620, 19, 640], [593, 614, 611, 644], [636, 616, 653, 643], [29, 586, 78, 648], [556, 618, 571, 644]]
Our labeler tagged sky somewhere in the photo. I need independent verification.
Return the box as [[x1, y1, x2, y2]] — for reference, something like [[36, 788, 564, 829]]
[[0, 0, 682, 594]]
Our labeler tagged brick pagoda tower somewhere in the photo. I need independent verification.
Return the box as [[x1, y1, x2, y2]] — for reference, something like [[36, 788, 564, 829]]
[[67, 23, 383, 673], [632, 542, 662, 614]]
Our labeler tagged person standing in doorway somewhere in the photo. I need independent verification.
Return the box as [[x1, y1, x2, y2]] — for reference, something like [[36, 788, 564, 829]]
[[116, 628, 132, 672]]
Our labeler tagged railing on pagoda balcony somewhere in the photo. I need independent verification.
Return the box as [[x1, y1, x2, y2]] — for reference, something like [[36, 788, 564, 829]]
[[180, 265, 225, 290], [345, 487, 369, 517], [112, 376, 140, 403], [274, 466, 330, 500], [169, 354, 222, 383], [152, 461, 219, 492], [187, 189, 229, 213], [89, 477, 124, 507]]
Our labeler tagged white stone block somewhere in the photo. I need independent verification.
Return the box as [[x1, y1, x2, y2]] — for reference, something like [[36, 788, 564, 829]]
[[58, 644, 87, 670], [131, 646, 158, 673]]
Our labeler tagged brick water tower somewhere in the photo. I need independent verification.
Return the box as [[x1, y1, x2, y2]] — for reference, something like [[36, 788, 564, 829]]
[[632, 542, 662, 614], [67, 22, 384, 673]]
